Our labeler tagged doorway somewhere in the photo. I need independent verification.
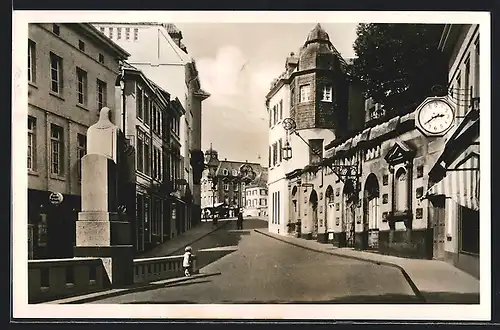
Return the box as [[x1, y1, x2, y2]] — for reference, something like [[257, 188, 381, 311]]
[[310, 190, 318, 239], [430, 196, 446, 260]]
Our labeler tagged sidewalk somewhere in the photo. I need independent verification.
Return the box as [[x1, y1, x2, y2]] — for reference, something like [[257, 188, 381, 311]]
[[138, 219, 233, 258], [255, 228, 480, 303]]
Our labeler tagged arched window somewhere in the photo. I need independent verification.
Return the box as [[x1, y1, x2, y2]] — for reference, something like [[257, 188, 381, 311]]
[[395, 168, 408, 212]]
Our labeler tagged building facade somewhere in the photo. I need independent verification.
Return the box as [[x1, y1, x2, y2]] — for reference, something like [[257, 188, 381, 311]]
[[425, 24, 480, 278], [27, 23, 129, 259], [243, 169, 269, 218], [274, 24, 480, 278], [266, 24, 364, 236], [92, 22, 209, 230], [118, 63, 186, 253], [201, 147, 264, 218]]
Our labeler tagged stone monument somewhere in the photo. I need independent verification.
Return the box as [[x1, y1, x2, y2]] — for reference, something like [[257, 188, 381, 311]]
[[74, 107, 133, 287]]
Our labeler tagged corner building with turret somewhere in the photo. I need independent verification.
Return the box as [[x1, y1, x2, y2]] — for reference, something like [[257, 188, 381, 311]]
[[266, 24, 480, 279]]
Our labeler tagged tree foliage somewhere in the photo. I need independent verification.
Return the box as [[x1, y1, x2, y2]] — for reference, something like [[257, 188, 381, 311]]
[[348, 23, 448, 113]]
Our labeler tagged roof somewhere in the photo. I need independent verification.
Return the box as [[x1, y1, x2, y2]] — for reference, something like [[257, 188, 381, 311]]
[[215, 161, 264, 179], [122, 63, 169, 107], [71, 24, 130, 59], [246, 168, 268, 188]]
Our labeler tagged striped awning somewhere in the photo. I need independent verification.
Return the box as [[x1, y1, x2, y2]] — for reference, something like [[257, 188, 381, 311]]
[[424, 154, 480, 211]]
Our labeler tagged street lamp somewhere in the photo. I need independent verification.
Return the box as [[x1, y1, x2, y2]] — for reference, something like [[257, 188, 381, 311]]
[[205, 152, 219, 222]]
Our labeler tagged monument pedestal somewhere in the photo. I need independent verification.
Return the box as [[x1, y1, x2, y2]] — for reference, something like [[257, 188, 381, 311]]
[[74, 109, 134, 287]]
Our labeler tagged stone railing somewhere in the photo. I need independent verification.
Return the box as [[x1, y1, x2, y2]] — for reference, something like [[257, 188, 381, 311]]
[[133, 254, 198, 283], [28, 257, 105, 303]]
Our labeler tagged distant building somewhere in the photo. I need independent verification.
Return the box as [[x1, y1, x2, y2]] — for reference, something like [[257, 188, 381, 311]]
[[92, 22, 210, 230], [27, 23, 129, 259], [201, 147, 264, 218], [243, 169, 268, 218]]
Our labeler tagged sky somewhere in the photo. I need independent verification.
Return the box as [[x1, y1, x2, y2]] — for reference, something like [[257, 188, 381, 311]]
[[175, 23, 358, 166]]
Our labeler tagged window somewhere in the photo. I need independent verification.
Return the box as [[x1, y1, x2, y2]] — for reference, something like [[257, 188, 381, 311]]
[[108, 27, 114, 39], [52, 24, 60, 35], [136, 86, 143, 119], [300, 84, 311, 103], [272, 143, 278, 166], [50, 124, 64, 175], [28, 39, 36, 83], [464, 57, 471, 107], [268, 146, 271, 167], [223, 169, 228, 175], [137, 132, 144, 173], [49, 52, 63, 94], [98, 53, 104, 64], [279, 138, 283, 163], [133, 28, 139, 40], [125, 28, 130, 40], [27, 116, 36, 171], [260, 198, 266, 206], [322, 86, 333, 102], [309, 139, 323, 164], [76, 67, 88, 106], [395, 168, 408, 212], [247, 191, 251, 196], [290, 86, 295, 107], [144, 95, 150, 126], [144, 141, 151, 176], [234, 183, 238, 191], [96, 79, 107, 111], [99, 27, 105, 34], [460, 206, 479, 255], [117, 28, 122, 40], [279, 99, 283, 120], [273, 105, 277, 125], [260, 189, 266, 195], [77, 134, 87, 180], [474, 38, 479, 98], [78, 40, 85, 52], [224, 183, 229, 191]]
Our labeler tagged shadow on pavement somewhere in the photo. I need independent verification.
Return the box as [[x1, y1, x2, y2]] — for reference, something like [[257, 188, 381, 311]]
[[122, 292, 478, 304], [420, 292, 480, 304]]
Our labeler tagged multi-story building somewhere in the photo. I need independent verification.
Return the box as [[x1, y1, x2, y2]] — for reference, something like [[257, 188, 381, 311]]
[[266, 24, 364, 236], [118, 62, 185, 253], [426, 24, 480, 278], [201, 147, 264, 218], [274, 24, 480, 278], [92, 22, 210, 230], [243, 169, 269, 218], [27, 23, 129, 259]]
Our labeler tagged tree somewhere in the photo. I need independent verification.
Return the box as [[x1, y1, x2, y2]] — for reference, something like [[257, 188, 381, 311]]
[[348, 23, 448, 113]]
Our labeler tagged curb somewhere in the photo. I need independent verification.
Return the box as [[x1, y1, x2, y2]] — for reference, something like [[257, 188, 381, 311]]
[[141, 221, 231, 258], [168, 221, 231, 256], [254, 229, 426, 303], [46, 272, 222, 304]]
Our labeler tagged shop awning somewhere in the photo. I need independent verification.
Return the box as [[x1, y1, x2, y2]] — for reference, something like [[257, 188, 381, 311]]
[[424, 154, 479, 211]]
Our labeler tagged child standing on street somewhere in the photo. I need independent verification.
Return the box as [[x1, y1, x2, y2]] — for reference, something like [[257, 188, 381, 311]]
[[183, 246, 193, 277]]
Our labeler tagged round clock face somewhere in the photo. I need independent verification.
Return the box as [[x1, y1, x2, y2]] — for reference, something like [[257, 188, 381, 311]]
[[417, 100, 455, 135]]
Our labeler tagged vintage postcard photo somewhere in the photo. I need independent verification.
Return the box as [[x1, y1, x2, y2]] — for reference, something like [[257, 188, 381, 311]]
[[11, 10, 491, 321]]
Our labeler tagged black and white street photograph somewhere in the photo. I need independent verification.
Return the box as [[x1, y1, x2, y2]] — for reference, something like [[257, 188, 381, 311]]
[[11, 10, 490, 321]]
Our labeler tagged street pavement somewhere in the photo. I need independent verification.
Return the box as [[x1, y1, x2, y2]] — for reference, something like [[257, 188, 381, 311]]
[[89, 218, 420, 304]]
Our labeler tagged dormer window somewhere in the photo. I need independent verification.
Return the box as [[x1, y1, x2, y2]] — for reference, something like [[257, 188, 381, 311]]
[[322, 86, 333, 102], [232, 169, 238, 176], [223, 169, 228, 176]]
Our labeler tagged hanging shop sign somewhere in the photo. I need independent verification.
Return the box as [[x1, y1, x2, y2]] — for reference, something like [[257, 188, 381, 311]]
[[49, 192, 64, 205]]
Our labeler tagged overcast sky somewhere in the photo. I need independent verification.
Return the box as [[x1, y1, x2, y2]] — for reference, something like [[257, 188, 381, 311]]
[[175, 23, 358, 166]]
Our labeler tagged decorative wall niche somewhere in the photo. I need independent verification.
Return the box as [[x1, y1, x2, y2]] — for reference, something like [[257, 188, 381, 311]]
[[416, 187, 424, 199], [383, 174, 389, 186], [416, 208, 423, 219], [382, 194, 389, 204]]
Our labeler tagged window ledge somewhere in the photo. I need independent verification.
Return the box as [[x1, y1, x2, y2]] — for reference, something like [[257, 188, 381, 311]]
[[49, 91, 65, 101], [321, 99, 333, 103], [40, 286, 49, 292], [49, 174, 66, 182], [89, 280, 97, 285], [28, 82, 38, 89], [28, 170, 39, 177], [76, 103, 89, 111], [65, 283, 75, 289]]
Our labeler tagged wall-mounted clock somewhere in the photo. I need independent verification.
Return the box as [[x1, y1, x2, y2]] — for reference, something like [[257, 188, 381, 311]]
[[416, 97, 455, 137]]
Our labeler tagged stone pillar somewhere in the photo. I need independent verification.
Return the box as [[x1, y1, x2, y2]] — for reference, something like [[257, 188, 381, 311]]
[[74, 108, 134, 287]]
